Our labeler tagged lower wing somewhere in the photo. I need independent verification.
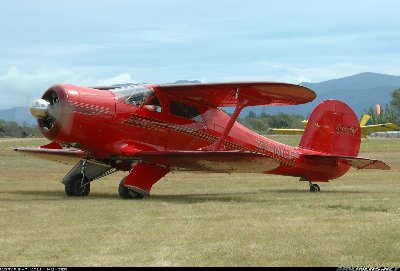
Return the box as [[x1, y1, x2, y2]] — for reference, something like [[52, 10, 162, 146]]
[[14, 146, 84, 165], [15, 143, 280, 173], [134, 150, 280, 173], [361, 123, 400, 136]]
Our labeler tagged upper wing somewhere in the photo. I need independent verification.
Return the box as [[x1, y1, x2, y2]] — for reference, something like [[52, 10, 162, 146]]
[[303, 154, 390, 170], [134, 150, 280, 173], [268, 128, 305, 135], [154, 82, 316, 107]]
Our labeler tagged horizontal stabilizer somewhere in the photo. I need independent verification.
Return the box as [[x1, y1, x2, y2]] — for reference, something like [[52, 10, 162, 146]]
[[304, 154, 390, 170], [134, 150, 280, 173]]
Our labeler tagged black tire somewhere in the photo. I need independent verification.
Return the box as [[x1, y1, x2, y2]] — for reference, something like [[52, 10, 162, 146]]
[[309, 183, 320, 192], [64, 173, 90, 197], [118, 178, 144, 199]]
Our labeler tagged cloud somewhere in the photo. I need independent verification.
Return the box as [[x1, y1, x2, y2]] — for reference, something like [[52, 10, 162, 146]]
[[95, 73, 137, 86], [0, 67, 137, 108], [0, 67, 76, 108]]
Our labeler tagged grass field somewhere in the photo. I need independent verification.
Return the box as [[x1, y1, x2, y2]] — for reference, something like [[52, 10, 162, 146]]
[[0, 136, 399, 267]]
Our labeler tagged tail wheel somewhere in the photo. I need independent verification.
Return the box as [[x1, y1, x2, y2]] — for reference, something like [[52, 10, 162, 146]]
[[64, 173, 90, 197], [118, 177, 144, 199], [309, 183, 320, 192]]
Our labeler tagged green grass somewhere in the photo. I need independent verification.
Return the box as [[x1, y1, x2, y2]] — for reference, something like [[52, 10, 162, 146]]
[[0, 137, 399, 267]]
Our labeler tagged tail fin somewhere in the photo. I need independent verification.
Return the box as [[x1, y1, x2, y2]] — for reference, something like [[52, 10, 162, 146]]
[[359, 114, 371, 126], [299, 100, 361, 156]]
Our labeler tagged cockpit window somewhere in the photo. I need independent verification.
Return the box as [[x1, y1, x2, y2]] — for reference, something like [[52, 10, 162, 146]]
[[143, 96, 162, 112], [110, 84, 154, 106], [170, 100, 201, 120]]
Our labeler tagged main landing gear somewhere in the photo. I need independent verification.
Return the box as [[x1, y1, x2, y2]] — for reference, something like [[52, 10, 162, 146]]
[[118, 177, 144, 199], [64, 173, 90, 196], [117, 162, 169, 199], [62, 159, 169, 199], [62, 158, 115, 197]]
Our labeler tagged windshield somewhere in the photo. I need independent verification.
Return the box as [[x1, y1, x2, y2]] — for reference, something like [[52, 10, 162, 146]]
[[110, 84, 154, 106]]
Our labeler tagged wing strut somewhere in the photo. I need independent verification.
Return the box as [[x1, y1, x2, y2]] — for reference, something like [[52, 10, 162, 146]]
[[202, 89, 248, 151]]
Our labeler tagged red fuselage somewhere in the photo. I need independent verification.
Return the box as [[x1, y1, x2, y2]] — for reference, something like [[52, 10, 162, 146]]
[[37, 84, 352, 182]]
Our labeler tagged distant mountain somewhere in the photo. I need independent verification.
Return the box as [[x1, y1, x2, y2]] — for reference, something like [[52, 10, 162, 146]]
[[301, 72, 400, 91], [240, 72, 400, 118], [172, 80, 201, 84], [0, 106, 36, 125]]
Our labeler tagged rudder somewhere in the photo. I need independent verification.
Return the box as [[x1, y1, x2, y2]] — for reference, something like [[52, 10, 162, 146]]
[[299, 100, 361, 156]]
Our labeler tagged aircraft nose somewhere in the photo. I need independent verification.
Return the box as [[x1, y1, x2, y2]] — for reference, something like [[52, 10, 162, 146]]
[[30, 98, 50, 119]]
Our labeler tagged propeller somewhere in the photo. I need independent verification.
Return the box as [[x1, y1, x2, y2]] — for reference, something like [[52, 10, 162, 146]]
[[28, 85, 74, 142], [30, 89, 62, 132]]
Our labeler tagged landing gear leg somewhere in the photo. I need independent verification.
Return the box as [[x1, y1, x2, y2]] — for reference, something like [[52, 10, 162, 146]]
[[64, 158, 91, 197]]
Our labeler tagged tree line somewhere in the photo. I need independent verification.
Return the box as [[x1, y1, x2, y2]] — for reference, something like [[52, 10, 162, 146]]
[[238, 112, 305, 134], [0, 120, 41, 138], [362, 88, 400, 125]]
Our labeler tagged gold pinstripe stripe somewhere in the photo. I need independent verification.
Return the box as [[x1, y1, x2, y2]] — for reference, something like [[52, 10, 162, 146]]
[[122, 114, 255, 152], [121, 114, 295, 167], [69, 101, 112, 115]]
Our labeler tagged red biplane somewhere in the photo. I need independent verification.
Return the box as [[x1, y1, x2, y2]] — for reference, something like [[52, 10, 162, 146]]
[[15, 82, 390, 198]]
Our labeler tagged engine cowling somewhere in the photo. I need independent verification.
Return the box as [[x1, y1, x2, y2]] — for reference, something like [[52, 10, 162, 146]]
[[31, 84, 70, 141], [31, 84, 116, 146]]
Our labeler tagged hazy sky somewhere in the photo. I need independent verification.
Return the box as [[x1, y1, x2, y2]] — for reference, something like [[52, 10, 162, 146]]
[[1, 0, 400, 108]]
